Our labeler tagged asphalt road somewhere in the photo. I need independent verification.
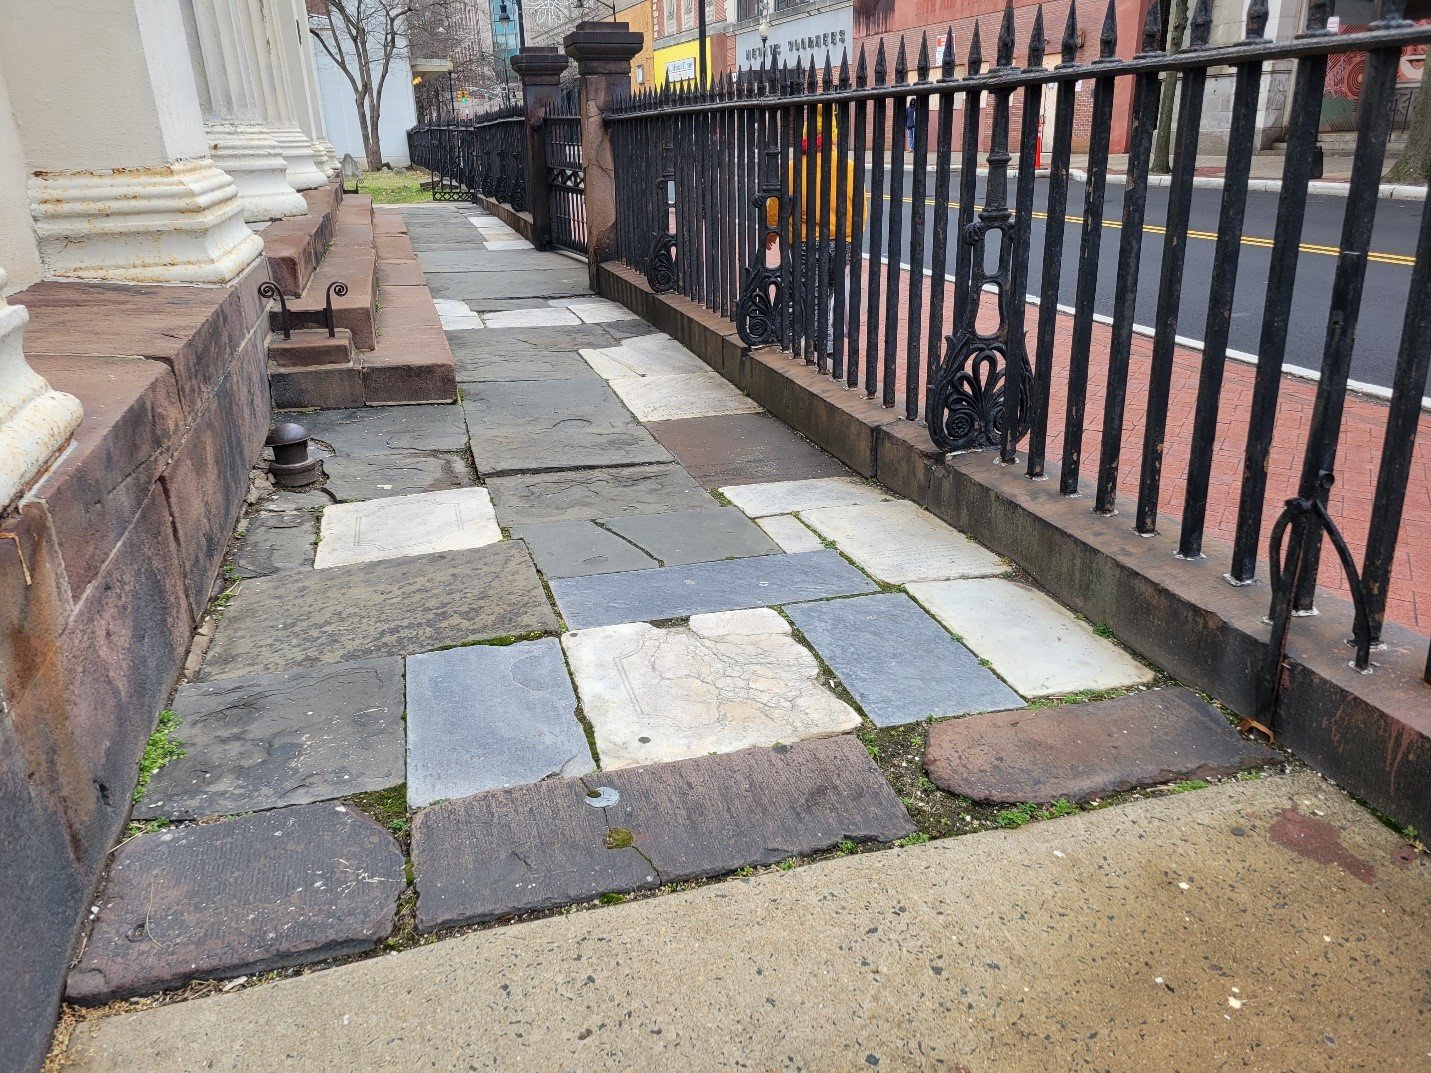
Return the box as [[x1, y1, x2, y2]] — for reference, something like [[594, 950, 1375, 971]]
[[870, 166, 1422, 391]]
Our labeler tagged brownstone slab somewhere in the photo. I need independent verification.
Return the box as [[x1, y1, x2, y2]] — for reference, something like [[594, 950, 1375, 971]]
[[412, 736, 913, 931], [66, 804, 404, 1003], [200, 540, 556, 680], [924, 688, 1281, 805], [646, 411, 852, 488]]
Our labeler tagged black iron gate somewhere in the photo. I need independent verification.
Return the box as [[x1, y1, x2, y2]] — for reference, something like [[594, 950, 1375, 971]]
[[544, 95, 587, 254]]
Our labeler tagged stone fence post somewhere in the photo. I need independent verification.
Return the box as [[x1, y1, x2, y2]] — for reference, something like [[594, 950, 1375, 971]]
[[510, 47, 570, 252], [564, 22, 642, 288]]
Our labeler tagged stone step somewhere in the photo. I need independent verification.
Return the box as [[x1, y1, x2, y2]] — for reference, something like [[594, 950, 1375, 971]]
[[67, 803, 404, 1003], [410, 735, 915, 932], [922, 687, 1281, 805], [269, 245, 377, 349], [259, 182, 341, 297], [267, 327, 354, 368]]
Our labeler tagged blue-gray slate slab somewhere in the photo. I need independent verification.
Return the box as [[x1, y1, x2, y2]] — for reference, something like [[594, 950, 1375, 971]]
[[548, 550, 879, 629], [405, 637, 594, 808], [785, 593, 1024, 727]]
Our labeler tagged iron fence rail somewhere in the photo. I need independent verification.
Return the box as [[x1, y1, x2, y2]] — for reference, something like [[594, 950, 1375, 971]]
[[606, 0, 1431, 715]]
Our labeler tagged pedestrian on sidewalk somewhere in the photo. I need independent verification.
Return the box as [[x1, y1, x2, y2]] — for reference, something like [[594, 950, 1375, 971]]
[[906, 99, 917, 151]]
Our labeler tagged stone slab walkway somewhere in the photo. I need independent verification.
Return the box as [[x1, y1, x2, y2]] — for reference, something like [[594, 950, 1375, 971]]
[[58, 202, 1338, 1031], [62, 774, 1430, 1072]]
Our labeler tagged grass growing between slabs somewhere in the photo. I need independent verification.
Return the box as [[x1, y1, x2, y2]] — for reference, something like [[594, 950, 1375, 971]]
[[362, 167, 434, 204]]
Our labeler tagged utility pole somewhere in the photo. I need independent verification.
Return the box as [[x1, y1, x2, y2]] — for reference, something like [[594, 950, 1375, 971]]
[[1151, 0, 1188, 174], [698, 0, 708, 86]]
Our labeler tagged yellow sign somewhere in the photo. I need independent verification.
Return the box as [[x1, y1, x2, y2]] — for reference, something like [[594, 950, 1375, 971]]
[[652, 39, 713, 87]]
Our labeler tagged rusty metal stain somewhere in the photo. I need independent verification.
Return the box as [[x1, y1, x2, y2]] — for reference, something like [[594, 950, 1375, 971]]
[[1267, 807, 1375, 885]]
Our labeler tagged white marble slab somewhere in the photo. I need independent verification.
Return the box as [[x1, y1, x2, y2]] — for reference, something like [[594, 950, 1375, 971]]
[[906, 577, 1157, 698], [480, 307, 581, 329], [719, 477, 895, 519], [562, 608, 860, 769], [483, 239, 533, 251], [607, 373, 761, 422], [579, 334, 709, 379], [553, 298, 632, 323], [756, 514, 825, 553], [800, 500, 1004, 584], [434, 299, 485, 331], [314, 487, 502, 569]]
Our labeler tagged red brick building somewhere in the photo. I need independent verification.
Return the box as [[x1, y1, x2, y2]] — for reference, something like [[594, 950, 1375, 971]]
[[852, 0, 1156, 153]]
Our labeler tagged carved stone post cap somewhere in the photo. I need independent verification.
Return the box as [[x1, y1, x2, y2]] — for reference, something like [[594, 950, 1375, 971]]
[[564, 22, 644, 70], [510, 47, 571, 85]]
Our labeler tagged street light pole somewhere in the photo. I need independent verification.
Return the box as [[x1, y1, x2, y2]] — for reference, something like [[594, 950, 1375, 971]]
[[698, 0, 708, 86], [498, 0, 527, 50]]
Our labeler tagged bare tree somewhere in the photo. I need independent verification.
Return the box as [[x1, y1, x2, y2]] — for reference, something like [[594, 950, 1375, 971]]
[[311, 0, 456, 169], [1385, 84, 1431, 185]]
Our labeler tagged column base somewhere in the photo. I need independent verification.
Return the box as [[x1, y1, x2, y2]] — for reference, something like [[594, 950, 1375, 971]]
[[29, 160, 264, 285], [0, 299, 83, 511], [207, 122, 309, 222], [270, 126, 329, 190], [315, 140, 340, 177]]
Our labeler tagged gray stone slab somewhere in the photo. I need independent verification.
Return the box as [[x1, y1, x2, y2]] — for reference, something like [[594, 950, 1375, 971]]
[[136, 658, 405, 820], [406, 638, 593, 808], [600, 506, 780, 566], [549, 549, 878, 629], [418, 250, 578, 273], [427, 269, 589, 302], [511, 519, 658, 578], [319, 449, 475, 503], [411, 736, 913, 930], [67, 804, 404, 1003], [785, 593, 1023, 728], [924, 688, 1282, 804], [232, 512, 315, 578], [461, 379, 672, 476], [451, 344, 603, 385], [647, 412, 851, 488], [600, 318, 662, 340], [485, 463, 712, 525], [299, 404, 470, 456], [201, 541, 557, 680]]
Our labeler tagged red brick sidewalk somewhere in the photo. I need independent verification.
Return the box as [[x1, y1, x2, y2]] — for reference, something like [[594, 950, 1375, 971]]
[[829, 265, 1429, 634]]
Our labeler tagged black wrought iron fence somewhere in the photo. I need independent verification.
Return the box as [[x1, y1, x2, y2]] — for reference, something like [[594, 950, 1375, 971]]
[[408, 102, 529, 211], [544, 102, 587, 253], [607, 0, 1431, 713]]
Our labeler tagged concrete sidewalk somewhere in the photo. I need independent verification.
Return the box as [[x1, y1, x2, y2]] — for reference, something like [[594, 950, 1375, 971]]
[[61, 772, 1429, 1072]]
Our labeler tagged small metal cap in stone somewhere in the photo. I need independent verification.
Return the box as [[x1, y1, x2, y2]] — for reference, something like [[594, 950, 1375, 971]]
[[265, 422, 322, 489]]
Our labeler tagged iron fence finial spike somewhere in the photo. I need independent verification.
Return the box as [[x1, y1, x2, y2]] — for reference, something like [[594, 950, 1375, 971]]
[[1061, 3, 1080, 64], [941, 24, 956, 78], [856, 43, 869, 86], [839, 49, 851, 88], [806, 57, 818, 91], [968, 20, 983, 75], [1028, 7, 1046, 68], [1189, 0, 1212, 48], [894, 36, 909, 81], [874, 39, 888, 84], [1099, 0, 1119, 58], [917, 32, 931, 80], [1305, 0, 1330, 34], [996, 0, 1016, 69], [1141, 0, 1163, 52], [823, 53, 834, 91], [1374, 0, 1410, 26]]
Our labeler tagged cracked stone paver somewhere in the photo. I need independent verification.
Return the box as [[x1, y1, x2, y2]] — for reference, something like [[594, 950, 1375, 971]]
[[785, 594, 1023, 727], [201, 542, 556, 680], [549, 549, 878, 629], [405, 638, 594, 808], [134, 658, 405, 820], [606, 373, 763, 422], [485, 463, 713, 524], [460, 378, 673, 475], [907, 577, 1157, 698], [298, 405, 470, 456], [799, 500, 1005, 584], [562, 608, 861, 768], [552, 298, 633, 323], [579, 334, 710, 379], [313, 487, 502, 569], [232, 512, 315, 578], [924, 688, 1281, 803], [318, 449, 475, 503], [599, 506, 779, 566], [67, 805, 404, 1004], [511, 519, 659, 578], [411, 736, 913, 931], [720, 476, 894, 518], [647, 412, 852, 488]]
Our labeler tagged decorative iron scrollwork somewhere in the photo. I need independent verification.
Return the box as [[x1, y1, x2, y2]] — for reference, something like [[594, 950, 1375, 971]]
[[647, 234, 678, 293], [736, 146, 791, 347]]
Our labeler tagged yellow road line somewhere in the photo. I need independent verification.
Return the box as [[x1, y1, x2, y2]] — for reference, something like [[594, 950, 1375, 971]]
[[896, 196, 1415, 266]]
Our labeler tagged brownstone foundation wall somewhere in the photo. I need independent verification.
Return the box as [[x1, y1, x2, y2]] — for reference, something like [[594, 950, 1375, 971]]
[[0, 260, 271, 1073]]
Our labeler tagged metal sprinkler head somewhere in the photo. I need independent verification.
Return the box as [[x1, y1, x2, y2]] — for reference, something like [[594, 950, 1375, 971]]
[[265, 421, 322, 489]]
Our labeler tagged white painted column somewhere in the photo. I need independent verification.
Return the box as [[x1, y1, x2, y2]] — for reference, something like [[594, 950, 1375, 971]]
[[280, 0, 339, 175], [240, 0, 328, 189], [186, 0, 308, 220], [0, 0, 262, 284], [0, 270, 83, 512]]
